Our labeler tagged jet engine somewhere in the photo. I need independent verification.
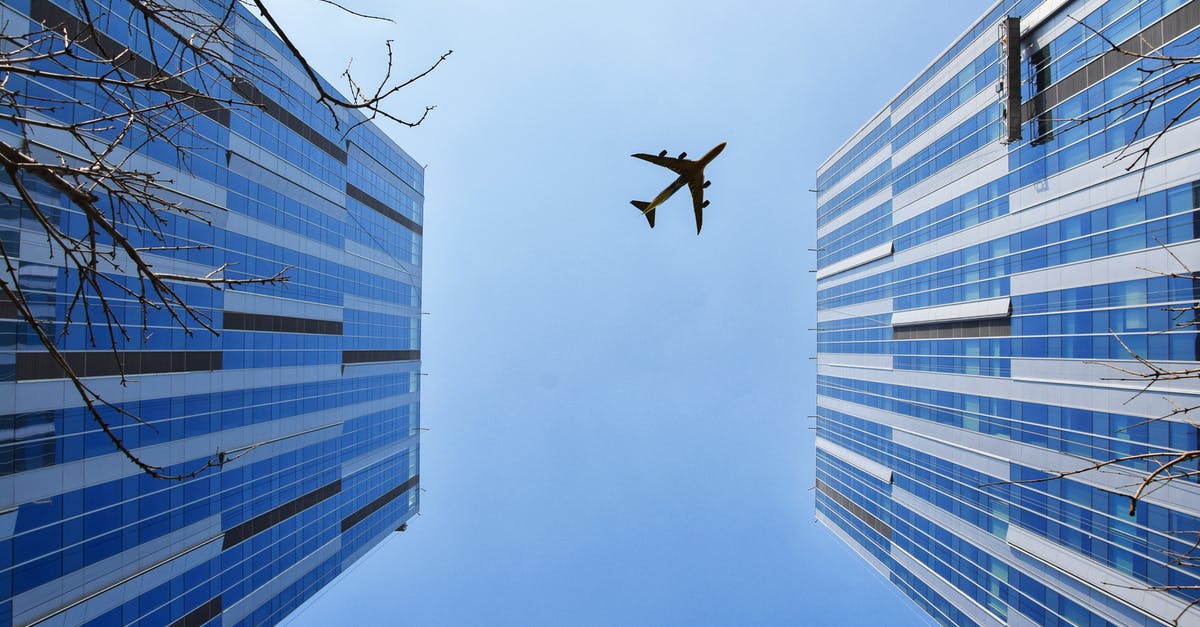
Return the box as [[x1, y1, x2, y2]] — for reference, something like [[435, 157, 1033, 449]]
[[659, 150, 668, 157], [703, 180, 711, 189], [701, 200, 710, 208], [678, 152, 687, 159]]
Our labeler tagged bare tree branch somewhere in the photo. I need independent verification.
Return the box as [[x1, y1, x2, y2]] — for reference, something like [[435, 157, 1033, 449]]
[[0, 0, 445, 479], [1049, 17, 1200, 180], [989, 250, 1200, 605]]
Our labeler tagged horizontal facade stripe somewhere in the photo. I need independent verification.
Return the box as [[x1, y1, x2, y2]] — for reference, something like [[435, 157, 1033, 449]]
[[169, 595, 222, 627], [222, 480, 342, 549], [1010, 239, 1200, 295], [23, 536, 221, 626], [1021, 0, 1075, 33], [1022, 0, 1200, 127], [346, 140, 424, 200], [2, 0, 425, 622], [222, 289, 344, 322], [343, 293, 420, 315], [889, 429, 1011, 481], [816, 393, 1200, 517], [342, 434, 418, 478], [225, 135, 345, 212], [1007, 525, 1200, 625], [892, 486, 1152, 627], [815, 477, 892, 540], [890, 543, 1005, 626], [1010, 358, 1200, 397], [818, 116, 892, 194], [345, 183, 423, 235], [227, 152, 346, 219], [819, 354, 894, 371], [816, 185, 894, 241], [340, 474, 419, 532], [15, 350, 222, 380], [816, 242, 894, 280], [891, 78, 999, 167], [817, 359, 1195, 436], [17, 519, 223, 626], [342, 349, 420, 364], [891, 297, 1011, 327], [815, 510, 890, 575], [223, 311, 343, 335], [29, 0, 230, 126], [220, 536, 341, 625], [816, 437, 894, 484], [216, 193, 416, 283], [230, 77, 348, 163], [814, 1, 1200, 624]]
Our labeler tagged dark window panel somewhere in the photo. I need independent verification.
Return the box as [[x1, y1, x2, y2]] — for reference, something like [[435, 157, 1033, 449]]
[[345, 183, 423, 235], [341, 474, 419, 532], [893, 319, 1011, 340], [30, 1, 231, 126], [815, 478, 892, 540], [15, 351, 223, 380], [341, 350, 420, 364], [1023, 2, 1200, 125], [222, 480, 342, 549], [230, 77, 347, 163], [169, 595, 222, 627], [223, 311, 343, 335]]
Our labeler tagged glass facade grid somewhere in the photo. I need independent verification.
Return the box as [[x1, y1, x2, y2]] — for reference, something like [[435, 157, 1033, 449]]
[[0, 0, 423, 625], [815, 0, 1200, 624]]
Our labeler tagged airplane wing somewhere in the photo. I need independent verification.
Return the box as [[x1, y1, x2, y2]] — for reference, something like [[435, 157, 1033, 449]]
[[631, 153, 690, 175], [687, 175, 705, 234]]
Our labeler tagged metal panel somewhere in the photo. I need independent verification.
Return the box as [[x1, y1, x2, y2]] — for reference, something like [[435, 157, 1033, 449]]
[[816, 437, 894, 484], [1000, 16, 1022, 143], [814, 479, 891, 540], [891, 297, 1011, 327], [815, 241, 894, 280], [1020, 0, 1074, 32]]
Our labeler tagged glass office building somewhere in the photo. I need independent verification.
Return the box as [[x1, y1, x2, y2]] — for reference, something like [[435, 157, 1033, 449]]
[[815, 0, 1200, 624], [0, 1, 422, 625]]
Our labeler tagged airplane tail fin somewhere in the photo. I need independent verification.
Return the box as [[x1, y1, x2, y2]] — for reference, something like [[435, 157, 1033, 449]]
[[630, 200, 655, 228]]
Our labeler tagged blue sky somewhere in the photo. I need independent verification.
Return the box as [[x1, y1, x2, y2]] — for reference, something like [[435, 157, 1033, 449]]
[[272, 2, 990, 624]]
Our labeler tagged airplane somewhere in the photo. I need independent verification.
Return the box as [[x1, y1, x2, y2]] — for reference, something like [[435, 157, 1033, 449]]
[[630, 141, 726, 234]]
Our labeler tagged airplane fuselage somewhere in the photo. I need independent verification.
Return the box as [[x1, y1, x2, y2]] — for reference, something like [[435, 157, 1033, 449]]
[[630, 142, 726, 233], [642, 142, 726, 215]]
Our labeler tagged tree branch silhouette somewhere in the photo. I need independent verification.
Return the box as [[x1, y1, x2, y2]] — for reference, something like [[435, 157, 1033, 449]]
[[1, 0, 447, 479]]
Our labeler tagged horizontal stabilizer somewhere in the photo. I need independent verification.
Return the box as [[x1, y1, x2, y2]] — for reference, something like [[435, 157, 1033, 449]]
[[630, 200, 655, 228]]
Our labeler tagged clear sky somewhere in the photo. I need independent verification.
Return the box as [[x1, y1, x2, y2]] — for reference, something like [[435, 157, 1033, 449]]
[[269, 2, 990, 625]]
